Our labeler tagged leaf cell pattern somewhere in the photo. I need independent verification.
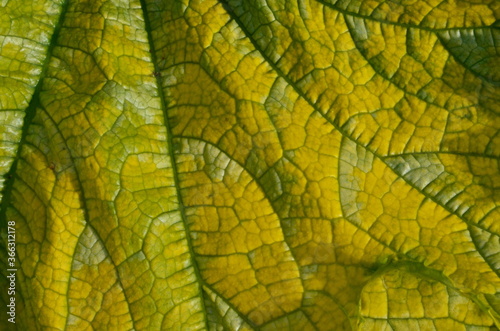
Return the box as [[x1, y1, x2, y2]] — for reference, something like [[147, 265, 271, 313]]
[[0, 0, 499, 329]]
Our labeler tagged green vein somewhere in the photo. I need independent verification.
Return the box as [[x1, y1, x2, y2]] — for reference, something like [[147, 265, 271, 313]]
[[139, 0, 210, 329]]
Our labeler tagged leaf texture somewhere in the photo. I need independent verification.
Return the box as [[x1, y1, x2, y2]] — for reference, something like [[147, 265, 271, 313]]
[[0, 0, 499, 330]]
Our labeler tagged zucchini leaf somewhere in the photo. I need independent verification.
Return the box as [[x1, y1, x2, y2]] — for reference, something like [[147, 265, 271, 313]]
[[1, 0, 499, 329]]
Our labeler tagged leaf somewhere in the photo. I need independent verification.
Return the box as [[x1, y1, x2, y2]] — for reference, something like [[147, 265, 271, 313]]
[[359, 266, 495, 330], [1, 0, 499, 329]]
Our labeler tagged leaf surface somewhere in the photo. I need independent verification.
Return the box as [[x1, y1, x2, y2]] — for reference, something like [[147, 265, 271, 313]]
[[1, 0, 499, 329]]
